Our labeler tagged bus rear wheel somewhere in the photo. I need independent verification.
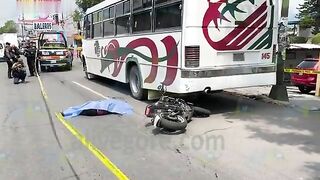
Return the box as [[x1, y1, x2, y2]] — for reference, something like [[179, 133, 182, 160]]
[[129, 66, 147, 100]]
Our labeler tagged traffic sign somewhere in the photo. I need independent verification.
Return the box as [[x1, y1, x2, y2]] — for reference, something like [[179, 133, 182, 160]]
[[33, 22, 53, 31]]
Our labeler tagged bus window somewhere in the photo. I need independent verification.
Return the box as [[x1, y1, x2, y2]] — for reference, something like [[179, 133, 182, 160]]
[[124, 1, 130, 14], [133, 0, 152, 11], [155, 0, 177, 4], [94, 24, 103, 38], [84, 14, 92, 39], [116, 16, 130, 35], [133, 11, 151, 33], [116, 1, 130, 35], [103, 5, 115, 37], [93, 11, 102, 22], [155, 2, 182, 30], [103, 20, 115, 36], [143, 0, 152, 8], [110, 6, 115, 18], [103, 8, 110, 19], [116, 2, 124, 16], [133, 0, 142, 11], [93, 11, 103, 38]]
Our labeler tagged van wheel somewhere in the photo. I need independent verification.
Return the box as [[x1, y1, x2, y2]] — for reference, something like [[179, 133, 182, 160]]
[[66, 62, 72, 71], [129, 66, 147, 100], [298, 86, 312, 94]]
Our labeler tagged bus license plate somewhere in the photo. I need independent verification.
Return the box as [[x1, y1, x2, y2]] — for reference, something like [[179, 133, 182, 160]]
[[50, 60, 56, 63], [299, 72, 303, 75]]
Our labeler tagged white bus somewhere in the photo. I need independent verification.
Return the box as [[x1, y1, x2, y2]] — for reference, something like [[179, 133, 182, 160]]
[[82, 0, 278, 100]]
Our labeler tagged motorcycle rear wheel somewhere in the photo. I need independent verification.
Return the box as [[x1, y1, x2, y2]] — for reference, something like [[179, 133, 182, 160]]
[[193, 106, 211, 118]]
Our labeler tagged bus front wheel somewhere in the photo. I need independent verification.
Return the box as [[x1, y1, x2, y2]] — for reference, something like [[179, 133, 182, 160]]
[[129, 66, 147, 100]]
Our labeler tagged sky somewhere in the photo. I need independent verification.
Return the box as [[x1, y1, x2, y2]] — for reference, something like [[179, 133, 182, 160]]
[[288, 0, 301, 21], [0, 0, 77, 26], [0, 0, 304, 27]]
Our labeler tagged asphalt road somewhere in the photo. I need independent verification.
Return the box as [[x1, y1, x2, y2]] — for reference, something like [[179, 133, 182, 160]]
[[0, 59, 320, 180]]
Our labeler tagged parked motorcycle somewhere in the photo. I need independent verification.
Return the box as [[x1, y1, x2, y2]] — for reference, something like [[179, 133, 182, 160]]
[[145, 84, 211, 131]]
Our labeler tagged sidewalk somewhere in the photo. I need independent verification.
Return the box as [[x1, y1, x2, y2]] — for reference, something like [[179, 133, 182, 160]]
[[226, 85, 320, 111]]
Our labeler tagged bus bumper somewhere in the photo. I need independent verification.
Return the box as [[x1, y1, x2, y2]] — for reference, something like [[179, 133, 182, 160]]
[[178, 65, 276, 93], [40, 59, 72, 67]]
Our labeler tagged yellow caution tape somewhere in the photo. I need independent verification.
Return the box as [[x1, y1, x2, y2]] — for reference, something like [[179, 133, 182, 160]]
[[55, 113, 129, 180], [284, 68, 320, 75], [35, 72, 129, 180]]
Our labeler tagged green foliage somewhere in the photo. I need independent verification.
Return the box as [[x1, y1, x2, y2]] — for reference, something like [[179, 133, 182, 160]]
[[297, 0, 320, 34], [75, 0, 104, 12], [299, 16, 314, 29], [0, 20, 17, 34], [289, 36, 308, 44], [311, 33, 320, 44], [72, 10, 83, 22]]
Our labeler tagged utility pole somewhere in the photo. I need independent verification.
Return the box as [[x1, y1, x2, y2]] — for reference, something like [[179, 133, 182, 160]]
[[316, 0, 320, 97], [21, 13, 25, 41], [316, 51, 320, 97], [269, 0, 289, 101], [316, 74, 320, 97]]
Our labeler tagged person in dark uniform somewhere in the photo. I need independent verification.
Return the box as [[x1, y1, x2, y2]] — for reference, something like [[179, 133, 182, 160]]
[[12, 59, 27, 84], [10, 45, 20, 63], [24, 42, 36, 76], [4, 42, 13, 79]]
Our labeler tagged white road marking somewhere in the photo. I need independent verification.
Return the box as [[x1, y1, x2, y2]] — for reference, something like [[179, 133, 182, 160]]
[[72, 81, 109, 99]]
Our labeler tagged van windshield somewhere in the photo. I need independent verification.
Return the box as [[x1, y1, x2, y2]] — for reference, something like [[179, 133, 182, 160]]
[[42, 42, 66, 49]]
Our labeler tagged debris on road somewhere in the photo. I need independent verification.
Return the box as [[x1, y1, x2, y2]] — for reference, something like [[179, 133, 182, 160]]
[[62, 99, 133, 119]]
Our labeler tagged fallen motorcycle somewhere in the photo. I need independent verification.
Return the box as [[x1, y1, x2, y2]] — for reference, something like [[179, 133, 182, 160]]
[[145, 84, 211, 131]]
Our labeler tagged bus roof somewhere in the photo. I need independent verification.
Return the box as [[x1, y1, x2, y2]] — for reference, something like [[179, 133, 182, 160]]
[[86, 0, 118, 14]]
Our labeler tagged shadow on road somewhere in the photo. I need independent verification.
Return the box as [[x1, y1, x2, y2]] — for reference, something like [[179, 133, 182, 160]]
[[304, 162, 320, 179], [91, 76, 132, 98], [84, 76, 320, 149], [216, 92, 320, 176]]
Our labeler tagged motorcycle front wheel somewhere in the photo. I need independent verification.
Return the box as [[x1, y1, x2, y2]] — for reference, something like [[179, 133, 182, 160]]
[[158, 113, 187, 131]]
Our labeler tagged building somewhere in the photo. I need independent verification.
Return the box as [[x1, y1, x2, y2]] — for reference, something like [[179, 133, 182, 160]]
[[284, 43, 320, 81]]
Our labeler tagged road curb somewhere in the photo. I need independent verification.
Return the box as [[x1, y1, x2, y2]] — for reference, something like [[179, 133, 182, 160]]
[[225, 91, 320, 112]]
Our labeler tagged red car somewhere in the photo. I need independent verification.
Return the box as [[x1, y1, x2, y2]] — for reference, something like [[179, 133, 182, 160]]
[[291, 58, 320, 94]]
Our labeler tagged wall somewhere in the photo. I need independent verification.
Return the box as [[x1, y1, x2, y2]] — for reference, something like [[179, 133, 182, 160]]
[[285, 49, 320, 68], [298, 26, 313, 38], [284, 49, 320, 81]]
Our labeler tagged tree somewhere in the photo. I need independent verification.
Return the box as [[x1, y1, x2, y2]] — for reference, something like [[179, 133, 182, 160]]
[[297, 0, 320, 34], [72, 10, 83, 23], [0, 20, 17, 34], [75, 0, 104, 12], [289, 36, 308, 44], [311, 33, 320, 44]]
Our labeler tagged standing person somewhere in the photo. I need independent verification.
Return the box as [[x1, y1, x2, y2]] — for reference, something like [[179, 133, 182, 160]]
[[24, 42, 36, 76], [4, 42, 13, 79], [10, 45, 20, 63], [69, 44, 74, 61]]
